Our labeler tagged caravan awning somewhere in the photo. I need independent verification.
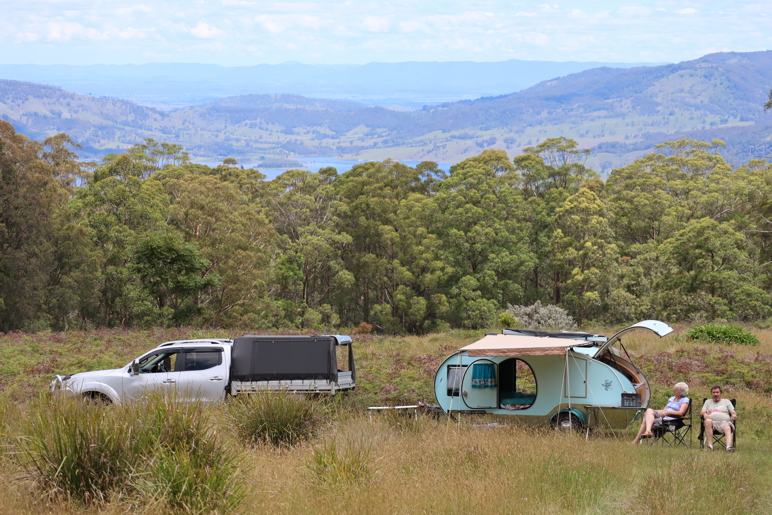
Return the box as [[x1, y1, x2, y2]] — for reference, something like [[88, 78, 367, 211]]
[[459, 334, 595, 357]]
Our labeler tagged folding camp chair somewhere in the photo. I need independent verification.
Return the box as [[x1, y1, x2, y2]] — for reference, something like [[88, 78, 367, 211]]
[[698, 398, 737, 450], [650, 398, 692, 447]]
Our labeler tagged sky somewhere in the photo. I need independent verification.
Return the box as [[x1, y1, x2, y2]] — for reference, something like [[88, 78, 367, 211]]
[[0, 1, 769, 66]]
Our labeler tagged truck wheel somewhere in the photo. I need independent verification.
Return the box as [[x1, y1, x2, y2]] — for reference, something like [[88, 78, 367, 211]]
[[552, 412, 582, 431], [82, 392, 112, 406]]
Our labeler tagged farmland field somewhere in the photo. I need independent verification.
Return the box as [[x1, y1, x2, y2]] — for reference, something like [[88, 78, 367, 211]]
[[1, 325, 771, 513]]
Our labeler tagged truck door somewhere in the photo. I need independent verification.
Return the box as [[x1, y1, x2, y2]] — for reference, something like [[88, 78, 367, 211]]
[[122, 349, 180, 402], [460, 359, 498, 409], [170, 347, 227, 402]]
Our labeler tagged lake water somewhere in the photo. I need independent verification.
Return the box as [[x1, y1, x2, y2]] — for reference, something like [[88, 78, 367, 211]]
[[253, 157, 453, 180]]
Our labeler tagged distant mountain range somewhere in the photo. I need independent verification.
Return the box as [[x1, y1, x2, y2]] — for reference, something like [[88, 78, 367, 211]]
[[0, 60, 656, 110], [1, 51, 771, 171]]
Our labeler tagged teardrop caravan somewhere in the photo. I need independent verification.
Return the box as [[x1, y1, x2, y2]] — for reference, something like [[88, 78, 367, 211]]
[[433, 320, 673, 429]]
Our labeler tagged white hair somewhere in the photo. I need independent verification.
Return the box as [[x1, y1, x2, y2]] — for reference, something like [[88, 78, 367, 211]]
[[674, 382, 689, 396]]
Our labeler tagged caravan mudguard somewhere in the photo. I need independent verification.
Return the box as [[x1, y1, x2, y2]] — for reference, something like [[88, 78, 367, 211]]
[[549, 407, 586, 429]]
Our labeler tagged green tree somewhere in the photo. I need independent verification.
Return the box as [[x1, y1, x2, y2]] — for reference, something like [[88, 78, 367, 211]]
[[132, 233, 217, 324], [0, 122, 94, 331], [71, 153, 171, 326], [513, 139, 595, 304], [548, 187, 619, 321], [155, 169, 278, 327], [434, 150, 533, 327], [265, 168, 350, 324], [658, 218, 767, 321], [334, 160, 439, 330]]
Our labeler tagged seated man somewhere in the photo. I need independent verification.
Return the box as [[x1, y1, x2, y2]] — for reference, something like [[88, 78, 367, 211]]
[[701, 385, 738, 452]]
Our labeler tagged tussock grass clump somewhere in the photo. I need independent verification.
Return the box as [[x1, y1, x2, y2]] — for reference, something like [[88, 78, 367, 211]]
[[16, 394, 243, 512], [686, 324, 760, 345], [17, 395, 139, 504], [307, 438, 372, 485], [132, 442, 243, 514], [227, 392, 323, 447]]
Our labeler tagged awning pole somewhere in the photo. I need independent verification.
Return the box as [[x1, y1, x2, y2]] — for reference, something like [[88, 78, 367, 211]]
[[566, 350, 572, 435]]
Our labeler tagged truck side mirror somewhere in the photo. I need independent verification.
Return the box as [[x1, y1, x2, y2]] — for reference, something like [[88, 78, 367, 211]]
[[131, 360, 140, 376]]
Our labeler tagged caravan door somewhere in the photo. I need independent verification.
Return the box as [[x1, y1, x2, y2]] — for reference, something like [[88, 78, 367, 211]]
[[564, 353, 588, 399], [460, 359, 498, 409]]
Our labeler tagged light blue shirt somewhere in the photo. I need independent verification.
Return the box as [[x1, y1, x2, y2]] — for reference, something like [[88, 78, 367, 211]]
[[663, 396, 689, 420]]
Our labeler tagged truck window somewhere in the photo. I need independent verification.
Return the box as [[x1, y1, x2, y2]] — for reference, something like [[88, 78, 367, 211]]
[[335, 344, 350, 371], [181, 350, 222, 371], [138, 351, 177, 373]]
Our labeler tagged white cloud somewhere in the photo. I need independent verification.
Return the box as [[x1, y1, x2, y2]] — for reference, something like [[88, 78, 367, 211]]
[[187, 22, 223, 39], [18, 32, 41, 42], [45, 21, 83, 41], [398, 20, 428, 33], [524, 32, 550, 46], [1, 0, 770, 66], [362, 16, 391, 33], [618, 7, 651, 16], [254, 14, 325, 34], [116, 5, 153, 16], [119, 27, 153, 40]]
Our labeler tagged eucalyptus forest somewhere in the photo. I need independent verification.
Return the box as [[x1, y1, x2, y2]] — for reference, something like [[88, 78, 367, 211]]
[[2, 119, 771, 334]]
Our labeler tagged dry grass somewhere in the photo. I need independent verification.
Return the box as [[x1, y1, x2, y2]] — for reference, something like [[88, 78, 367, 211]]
[[2, 325, 772, 512], [235, 414, 772, 514]]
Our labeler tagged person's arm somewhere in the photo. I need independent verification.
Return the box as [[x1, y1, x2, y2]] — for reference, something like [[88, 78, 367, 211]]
[[728, 400, 738, 421], [700, 400, 709, 419], [662, 400, 689, 417], [672, 399, 689, 417]]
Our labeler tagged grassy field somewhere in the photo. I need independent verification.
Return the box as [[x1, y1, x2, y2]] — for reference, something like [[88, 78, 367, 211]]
[[1, 325, 771, 513]]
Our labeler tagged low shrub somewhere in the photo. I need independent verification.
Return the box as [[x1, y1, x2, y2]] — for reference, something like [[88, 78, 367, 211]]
[[685, 324, 760, 345], [496, 311, 519, 329], [506, 301, 577, 330], [227, 391, 323, 447]]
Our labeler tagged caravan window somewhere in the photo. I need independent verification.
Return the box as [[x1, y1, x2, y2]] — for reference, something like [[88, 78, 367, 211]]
[[447, 365, 467, 396]]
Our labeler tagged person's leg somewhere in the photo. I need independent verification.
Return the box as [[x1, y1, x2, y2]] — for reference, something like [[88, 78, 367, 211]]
[[643, 409, 656, 434], [633, 409, 655, 443], [704, 418, 714, 448], [724, 424, 733, 448]]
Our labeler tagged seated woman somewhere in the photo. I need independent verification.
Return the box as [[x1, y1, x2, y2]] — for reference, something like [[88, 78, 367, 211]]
[[632, 382, 690, 444]]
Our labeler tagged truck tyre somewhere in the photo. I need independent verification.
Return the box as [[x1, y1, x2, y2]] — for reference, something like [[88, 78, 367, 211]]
[[82, 392, 112, 406]]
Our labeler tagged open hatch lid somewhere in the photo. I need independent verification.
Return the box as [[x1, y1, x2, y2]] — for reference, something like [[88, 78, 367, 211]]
[[459, 334, 594, 357], [594, 320, 674, 358]]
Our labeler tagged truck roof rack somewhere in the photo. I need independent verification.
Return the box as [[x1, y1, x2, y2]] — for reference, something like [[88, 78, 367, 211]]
[[158, 339, 232, 348]]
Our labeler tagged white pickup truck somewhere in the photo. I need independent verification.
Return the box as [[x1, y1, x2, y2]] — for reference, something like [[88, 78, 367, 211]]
[[50, 335, 356, 404]]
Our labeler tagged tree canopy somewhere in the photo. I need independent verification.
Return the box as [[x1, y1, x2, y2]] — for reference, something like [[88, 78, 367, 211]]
[[1, 120, 772, 333]]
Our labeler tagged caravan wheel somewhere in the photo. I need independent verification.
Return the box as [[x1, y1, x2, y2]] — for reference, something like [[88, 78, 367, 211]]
[[552, 412, 582, 431]]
